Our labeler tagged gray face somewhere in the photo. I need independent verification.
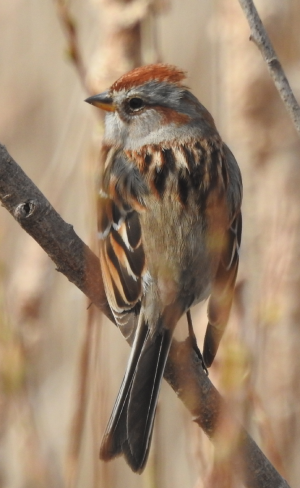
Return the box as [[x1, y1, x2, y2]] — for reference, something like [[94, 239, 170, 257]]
[[103, 81, 217, 150]]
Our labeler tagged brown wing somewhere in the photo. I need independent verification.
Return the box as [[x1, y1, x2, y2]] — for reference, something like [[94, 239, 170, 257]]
[[98, 151, 148, 328], [203, 210, 242, 367]]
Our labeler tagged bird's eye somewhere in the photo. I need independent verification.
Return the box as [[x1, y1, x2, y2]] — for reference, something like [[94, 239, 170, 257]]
[[128, 97, 144, 111]]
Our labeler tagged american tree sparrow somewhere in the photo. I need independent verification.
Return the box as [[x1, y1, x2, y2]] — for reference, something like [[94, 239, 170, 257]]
[[86, 64, 242, 473]]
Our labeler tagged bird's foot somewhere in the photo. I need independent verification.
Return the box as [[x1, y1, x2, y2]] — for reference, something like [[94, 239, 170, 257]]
[[186, 310, 208, 376]]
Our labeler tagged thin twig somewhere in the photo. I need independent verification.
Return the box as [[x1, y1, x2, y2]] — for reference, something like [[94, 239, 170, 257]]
[[54, 0, 90, 93], [0, 144, 290, 488], [238, 0, 300, 136]]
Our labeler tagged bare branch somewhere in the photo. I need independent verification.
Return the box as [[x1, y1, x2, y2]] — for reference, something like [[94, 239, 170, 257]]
[[165, 341, 291, 488], [0, 144, 290, 488], [238, 0, 300, 137], [0, 144, 113, 323], [54, 0, 90, 93]]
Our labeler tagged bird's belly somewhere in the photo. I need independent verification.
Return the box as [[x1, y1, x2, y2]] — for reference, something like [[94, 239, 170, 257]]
[[141, 202, 218, 314]]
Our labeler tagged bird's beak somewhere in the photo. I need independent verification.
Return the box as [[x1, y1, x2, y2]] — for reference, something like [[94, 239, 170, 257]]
[[85, 91, 115, 112]]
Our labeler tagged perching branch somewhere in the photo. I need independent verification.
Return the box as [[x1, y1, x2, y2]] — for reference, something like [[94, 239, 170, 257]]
[[0, 144, 113, 323], [238, 0, 300, 137], [0, 144, 290, 488]]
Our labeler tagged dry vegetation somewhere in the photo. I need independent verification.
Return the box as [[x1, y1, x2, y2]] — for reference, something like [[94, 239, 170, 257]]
[[0, 0, 300, 487]]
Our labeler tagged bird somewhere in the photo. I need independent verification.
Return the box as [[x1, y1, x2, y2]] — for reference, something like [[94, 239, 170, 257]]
[[85, 63, 242, 473]]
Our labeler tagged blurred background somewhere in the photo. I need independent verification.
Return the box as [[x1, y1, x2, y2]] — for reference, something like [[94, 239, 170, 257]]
[[1, 0, 300, 487]]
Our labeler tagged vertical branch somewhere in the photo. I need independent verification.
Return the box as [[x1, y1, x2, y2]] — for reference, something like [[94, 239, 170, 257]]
[[238, 0, 300, 136], [216, 1, 300, 486], [54, 0, 89, 92]]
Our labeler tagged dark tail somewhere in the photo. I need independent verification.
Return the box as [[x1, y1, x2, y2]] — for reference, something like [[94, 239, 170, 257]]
[[100, 314, 172, 473]]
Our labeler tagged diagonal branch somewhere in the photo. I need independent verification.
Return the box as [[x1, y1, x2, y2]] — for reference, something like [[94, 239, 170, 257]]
[[238, 0, 300, 137], [0, 144, 290, 488]]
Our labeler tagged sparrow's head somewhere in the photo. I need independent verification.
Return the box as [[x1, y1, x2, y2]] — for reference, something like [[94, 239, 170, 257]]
[[85, 64, 216, 149]]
